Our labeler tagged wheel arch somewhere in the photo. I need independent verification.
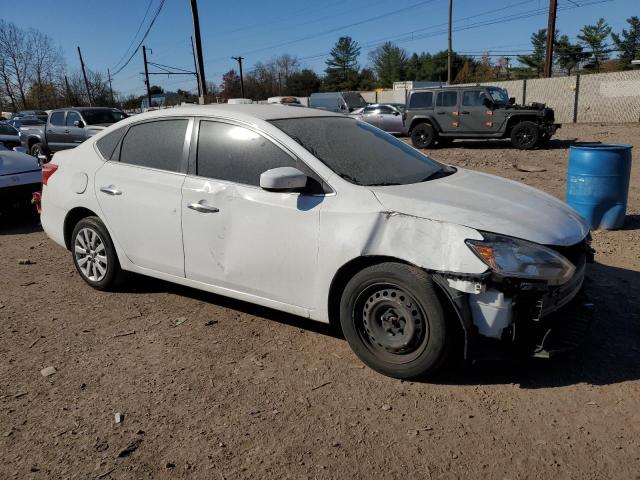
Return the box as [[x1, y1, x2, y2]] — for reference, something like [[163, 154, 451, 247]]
[[408, 116, 440, 134], [327, 256, 467, 350], [63, 207, 100, 250], [505, 115, 540, 135]]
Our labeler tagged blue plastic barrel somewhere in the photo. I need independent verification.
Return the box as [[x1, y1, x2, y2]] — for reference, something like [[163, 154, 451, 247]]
[[565, 144, 633, 230]]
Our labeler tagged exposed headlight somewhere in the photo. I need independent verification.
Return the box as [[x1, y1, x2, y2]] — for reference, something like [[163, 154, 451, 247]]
[[466, 232, 575, 286]]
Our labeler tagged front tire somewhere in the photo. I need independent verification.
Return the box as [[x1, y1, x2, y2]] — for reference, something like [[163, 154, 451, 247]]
[[71, 216, 122, 291], [510, 121, 540, 150], [339, 263, 454, 379], [411, 123, 436, 149]]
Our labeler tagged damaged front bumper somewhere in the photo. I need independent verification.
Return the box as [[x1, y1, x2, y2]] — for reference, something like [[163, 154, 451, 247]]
[[435, 239, 593, 360]]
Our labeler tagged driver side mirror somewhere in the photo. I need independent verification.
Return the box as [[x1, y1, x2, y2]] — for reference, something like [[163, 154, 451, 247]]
[[260, 167, 307, 192], [74, 120, 84, 128], [482, 97, 493, 109], [509, 97, 516, 105], [393, 111, 400, 116]]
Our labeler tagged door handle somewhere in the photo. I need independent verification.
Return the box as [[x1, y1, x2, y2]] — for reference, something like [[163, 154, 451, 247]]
[[460, 111, 470, 115], [188, 202, 219, 213], [436, 111, 446, 115], [64, 129, 70, 133], [100, 186, 122, 196]]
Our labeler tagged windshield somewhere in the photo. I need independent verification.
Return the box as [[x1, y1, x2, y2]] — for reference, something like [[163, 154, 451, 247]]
[[0, 124, 18, 135], [270, 117, 447, 186], [81, 110, 119, 125], [488, 87, 509, 104], [342, 92, 368, 109]]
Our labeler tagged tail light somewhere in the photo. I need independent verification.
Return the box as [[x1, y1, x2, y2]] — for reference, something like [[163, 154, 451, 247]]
[[42, 163, 58, 186]]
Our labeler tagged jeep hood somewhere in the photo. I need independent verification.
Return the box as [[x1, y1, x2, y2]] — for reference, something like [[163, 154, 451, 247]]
[[370, 168, 589, 246]]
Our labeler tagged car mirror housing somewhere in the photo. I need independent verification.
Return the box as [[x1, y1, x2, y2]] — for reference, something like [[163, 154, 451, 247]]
[[260, 167, 307, 191], [74, 120, 85, 128], [509, 97, 516, 105], [482, 98, 493, 109]]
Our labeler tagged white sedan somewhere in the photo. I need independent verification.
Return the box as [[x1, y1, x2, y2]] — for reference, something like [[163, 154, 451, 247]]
[[40, 105, 590, 379]]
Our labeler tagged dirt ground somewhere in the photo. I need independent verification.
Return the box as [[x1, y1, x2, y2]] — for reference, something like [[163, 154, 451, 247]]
[[1, 123, 639, 480]]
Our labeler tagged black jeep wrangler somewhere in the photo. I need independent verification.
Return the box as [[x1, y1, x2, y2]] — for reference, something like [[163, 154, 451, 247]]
[[404, 85, 560, 150]]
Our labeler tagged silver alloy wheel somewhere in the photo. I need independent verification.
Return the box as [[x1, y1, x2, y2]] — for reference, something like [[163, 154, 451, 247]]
[[74, 227, 108, 282]]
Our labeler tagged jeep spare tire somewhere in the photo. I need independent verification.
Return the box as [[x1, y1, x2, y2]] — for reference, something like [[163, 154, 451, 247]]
[[411, 123, 436, 149], [510, 121, 540, 150]]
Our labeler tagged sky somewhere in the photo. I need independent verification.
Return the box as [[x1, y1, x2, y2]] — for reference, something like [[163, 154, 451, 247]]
[[2, 0, 637, 98]]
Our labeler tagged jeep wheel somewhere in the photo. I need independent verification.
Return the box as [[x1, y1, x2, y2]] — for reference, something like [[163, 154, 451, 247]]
[[510, 121, 540, 150], [411, 124, 436, 149]]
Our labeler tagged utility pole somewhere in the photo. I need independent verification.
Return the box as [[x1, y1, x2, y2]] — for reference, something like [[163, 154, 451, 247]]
[[77, 46, 93, 106], [142, 45, 153, 110], [107, 68, 115, 106], [232, 56, 245, 98], [191, 36, 201, 97], [64, 75, 72, 105], [190, 0, 207, 104], [544, 0, 558, 78], [278, 71, 282, 95], [447, 0, 453, 85]]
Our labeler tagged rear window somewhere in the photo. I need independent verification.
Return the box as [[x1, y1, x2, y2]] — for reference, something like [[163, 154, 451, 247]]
[[408, 92, 433, 109], [82, 109, 119, 125], [436, 91, 458, 107], [0, 124, 18, 135], [96, 127, 126, 160]]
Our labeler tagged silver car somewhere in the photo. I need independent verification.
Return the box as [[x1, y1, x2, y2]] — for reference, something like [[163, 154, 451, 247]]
[[353, 103, 405, 134]]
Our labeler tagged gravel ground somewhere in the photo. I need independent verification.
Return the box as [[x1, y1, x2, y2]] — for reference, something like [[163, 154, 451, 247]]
[[1, 123, 639, 479]]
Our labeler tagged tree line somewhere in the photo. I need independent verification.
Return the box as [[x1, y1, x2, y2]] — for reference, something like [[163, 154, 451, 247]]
[[1, 15, 638, 111], [0, 20, 114, 112]]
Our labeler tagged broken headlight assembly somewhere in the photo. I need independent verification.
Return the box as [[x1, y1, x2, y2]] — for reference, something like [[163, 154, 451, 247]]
[[465, 232, 575, 286]]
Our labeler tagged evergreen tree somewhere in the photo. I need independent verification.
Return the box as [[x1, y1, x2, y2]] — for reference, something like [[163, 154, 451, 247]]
[[611, 16, 640, 67], [517, 29, 548, 76], [323, 36, 361, 90], [369, 42, 408, 88], [555, 34, 587, 75], [287, 69, 321, 97], [578, 18, 612, 71]]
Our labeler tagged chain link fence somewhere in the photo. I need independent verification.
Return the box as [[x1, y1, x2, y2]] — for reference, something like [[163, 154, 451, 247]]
[[298, 70, 640, 124]]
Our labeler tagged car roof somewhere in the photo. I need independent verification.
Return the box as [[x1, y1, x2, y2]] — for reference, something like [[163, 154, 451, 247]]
[[119, 104, 345, 123], [51, 107, 116, 112]]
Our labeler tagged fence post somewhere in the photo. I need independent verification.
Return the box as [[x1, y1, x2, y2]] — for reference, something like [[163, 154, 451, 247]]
[[522, 78, 527, 105], [573, 74, 580, 124]]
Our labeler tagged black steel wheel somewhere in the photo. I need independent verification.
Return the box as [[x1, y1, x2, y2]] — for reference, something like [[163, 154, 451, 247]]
[[411, 123, 436, 149], [340, 262, 456, 379], [510, 121, 540, 150]]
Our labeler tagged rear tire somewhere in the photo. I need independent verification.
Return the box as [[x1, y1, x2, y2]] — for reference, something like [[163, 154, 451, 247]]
[[30, 142, 49, 162], [411, 123, 436, 149], [339, 262, 455, 380], [510, 121, 540, 150], [71, 216, 122, 291]]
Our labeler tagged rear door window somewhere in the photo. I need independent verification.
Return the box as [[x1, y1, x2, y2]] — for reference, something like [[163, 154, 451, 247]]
[[436, 91, 458, 107], [49, 112, 65, 126], [462, 90, 485, 107], [118, 119, 188, 172], [408, 92, 433, 109]]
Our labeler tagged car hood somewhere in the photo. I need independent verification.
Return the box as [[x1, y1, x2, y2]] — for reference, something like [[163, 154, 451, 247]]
[[0, 150, 41, 175], [370, 168, 589, 246]]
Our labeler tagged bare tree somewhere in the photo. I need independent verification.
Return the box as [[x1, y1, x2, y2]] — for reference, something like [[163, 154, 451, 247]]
[[27, 28, 64, 109], [0, 20, 31, 109]]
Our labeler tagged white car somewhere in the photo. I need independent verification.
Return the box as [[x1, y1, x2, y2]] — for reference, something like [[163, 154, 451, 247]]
[[0, 143, 41, 213], [40, 105, 591, 379]]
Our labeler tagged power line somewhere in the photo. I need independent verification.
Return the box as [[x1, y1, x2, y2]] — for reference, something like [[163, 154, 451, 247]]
[[111, 0, 166, 77], [206, 0, 440, 63], [111, 0, 154, 71]]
